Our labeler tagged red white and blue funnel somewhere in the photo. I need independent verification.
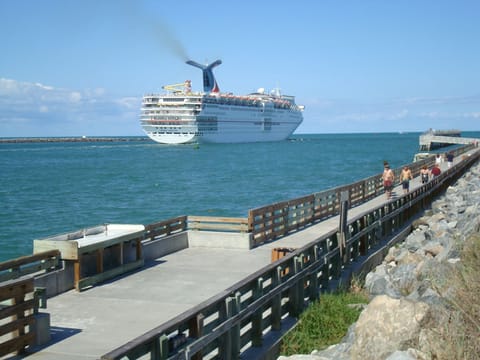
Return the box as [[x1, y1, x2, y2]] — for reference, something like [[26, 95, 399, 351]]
[[186, 59, 222, 93]]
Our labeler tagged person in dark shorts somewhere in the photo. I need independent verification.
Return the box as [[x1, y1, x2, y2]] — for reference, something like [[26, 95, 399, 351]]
[[400, 166, 413, 194], [420, 165, 429, 184]]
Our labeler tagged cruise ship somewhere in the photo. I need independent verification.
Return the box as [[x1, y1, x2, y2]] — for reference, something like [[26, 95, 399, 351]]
[[140, 59, 304, 144]]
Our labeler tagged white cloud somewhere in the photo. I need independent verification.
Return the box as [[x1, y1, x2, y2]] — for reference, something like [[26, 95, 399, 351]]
[[300, 95, 480, 133], [393, 95, 480, 106], [34, 83, 54, 91], [69, 91, 82, 103], [1, 77, 479, 137], [463, 112, 480, 119], [116, 97, 140, 109], [0, 78, 142, 137]]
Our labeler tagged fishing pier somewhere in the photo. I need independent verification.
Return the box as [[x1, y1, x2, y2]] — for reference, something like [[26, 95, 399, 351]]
[[418, 129, 478, 151], [1, 138, 479, 360]]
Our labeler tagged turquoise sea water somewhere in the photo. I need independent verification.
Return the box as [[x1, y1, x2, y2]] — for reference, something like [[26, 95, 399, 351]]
[[1, 132, 478, 262]]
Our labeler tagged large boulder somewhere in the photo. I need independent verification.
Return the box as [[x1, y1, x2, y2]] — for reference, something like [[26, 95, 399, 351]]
[[349, 295, 430, 360]]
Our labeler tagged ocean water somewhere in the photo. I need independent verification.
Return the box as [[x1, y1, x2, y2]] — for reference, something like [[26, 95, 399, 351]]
[[1, 132, 478, 262]]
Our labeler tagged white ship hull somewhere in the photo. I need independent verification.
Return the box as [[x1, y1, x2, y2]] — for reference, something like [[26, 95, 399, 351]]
[[141, 97, 303, 144], [140, 59, 304, 144]]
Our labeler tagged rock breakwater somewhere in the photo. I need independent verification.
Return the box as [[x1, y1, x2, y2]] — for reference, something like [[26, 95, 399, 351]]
[[279, 160, 480, 360], [0, 137, 148, 143]]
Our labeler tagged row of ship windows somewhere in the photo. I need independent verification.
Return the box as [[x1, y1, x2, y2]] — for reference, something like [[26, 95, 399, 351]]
[[143, 111, 196, 115], [143, 97, 202, 103], [143, 105, 201, 110], [152, 132, 195, 135], [143, 102, 200, 106], [151, 126, 217, 133], [151, 131, 214, 136], [144, 103, 287, 111]]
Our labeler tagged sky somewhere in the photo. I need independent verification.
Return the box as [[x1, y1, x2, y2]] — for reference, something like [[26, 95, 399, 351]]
[[1, 0, 479, 137]]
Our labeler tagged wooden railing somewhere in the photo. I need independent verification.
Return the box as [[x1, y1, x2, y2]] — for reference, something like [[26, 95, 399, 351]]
[[139, 144, 475, 247], [0, 250, 61, 283], [248, 145, 474, 246], [0, 277, 39, 358], [144, 216, 188, 241], [143, 216, 249, 242], [101, 146, 479, 360]]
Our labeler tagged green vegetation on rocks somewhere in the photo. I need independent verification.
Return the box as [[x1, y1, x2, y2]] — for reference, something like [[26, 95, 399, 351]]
[[280, 292, 368, 356]]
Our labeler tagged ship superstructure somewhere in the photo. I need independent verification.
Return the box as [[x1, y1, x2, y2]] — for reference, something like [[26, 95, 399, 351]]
[[140, 60, 304, 144]]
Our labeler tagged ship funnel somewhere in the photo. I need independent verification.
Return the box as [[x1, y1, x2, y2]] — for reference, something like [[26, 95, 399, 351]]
[[186, 59, 222, 93]]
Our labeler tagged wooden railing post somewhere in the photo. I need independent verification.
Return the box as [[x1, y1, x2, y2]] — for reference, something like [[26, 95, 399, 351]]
[[217, 299, 229, 359], [309, 245, 320, 301], [226, 293, 241, 359], [271, 267, 283, 331], [159, 334, 169, 359], [189, 314, 204, 360], [332, 234, 343, 279], [288, 255, 305, 317], [351, 220, 361, 260], [96, 248, 104, 275], [296, 255, 305, 314], [136, 237, 142, 261], [358, 216, 368, 255], [251, 278, 264, 347], [151, 334, 168, 360], [338, 191, 349, 264]]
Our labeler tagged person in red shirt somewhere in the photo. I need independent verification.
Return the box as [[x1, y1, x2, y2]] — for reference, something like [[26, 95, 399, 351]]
[[431, 164, 441, 178]]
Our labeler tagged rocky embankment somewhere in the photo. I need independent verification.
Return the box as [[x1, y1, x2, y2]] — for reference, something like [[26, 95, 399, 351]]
[[279, 161, 480, 360]]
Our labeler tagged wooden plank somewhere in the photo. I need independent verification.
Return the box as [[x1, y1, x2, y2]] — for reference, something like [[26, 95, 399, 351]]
[[136, 239, 142, 261], [288, 194, 314, 207], [188, 222, 249, 232], [0, 278, 34, 303], [145, 220, 186, 240], [0, 299, 36, 321], [0, 256, 60, 283], [0, 250, 60, 272], [0, 331, 35, 357], [33, 239, 78, 260], [74, 261, 81, 291], [145, 216, 188, 237], [97, 249, 104, 274], [249, 201, 288, 220], [0, 314, 35, 337], [188, 216, 248, 224]]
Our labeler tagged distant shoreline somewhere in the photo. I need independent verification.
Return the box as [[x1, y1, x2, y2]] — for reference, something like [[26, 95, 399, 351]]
[[0, 137, 150, 144]]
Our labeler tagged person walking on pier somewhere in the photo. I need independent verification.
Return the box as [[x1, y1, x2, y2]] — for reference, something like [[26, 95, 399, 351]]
[[435, 154, 443, 166], [431, 163, 441, 179], [420, 165, 429, 184], [447, 151, 454, 168], [382, 163, 395, 199], [400, 166, 413, 194]]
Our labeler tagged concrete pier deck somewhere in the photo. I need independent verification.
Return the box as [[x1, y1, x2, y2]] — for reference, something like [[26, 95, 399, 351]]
[[419, 133, 478, 151], [20, 150, 477, 359]]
